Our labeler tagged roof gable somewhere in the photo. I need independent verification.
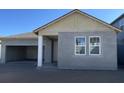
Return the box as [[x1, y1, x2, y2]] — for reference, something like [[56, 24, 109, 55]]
[[34, 9, 121, 34]]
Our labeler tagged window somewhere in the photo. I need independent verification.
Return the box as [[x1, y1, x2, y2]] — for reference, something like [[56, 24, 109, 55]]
[[75, 36, 86, 55], [89, 36, 101, 55]]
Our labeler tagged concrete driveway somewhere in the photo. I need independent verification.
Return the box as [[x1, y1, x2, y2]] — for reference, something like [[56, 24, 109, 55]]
[[0, 63, 124, 83]]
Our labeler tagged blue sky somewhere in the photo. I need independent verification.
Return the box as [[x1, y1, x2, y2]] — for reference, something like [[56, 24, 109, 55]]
[[0, 9, 124, 36]]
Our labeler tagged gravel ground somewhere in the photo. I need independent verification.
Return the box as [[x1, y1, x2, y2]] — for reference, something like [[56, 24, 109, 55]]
[[0, 63, 124, 83]]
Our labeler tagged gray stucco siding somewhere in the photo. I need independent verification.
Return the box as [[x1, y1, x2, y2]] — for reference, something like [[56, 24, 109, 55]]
[[2, 39, 38, 46], [43, 37, 58, 64], [58, 31, 117, 70], [43, 37, 52, 64]]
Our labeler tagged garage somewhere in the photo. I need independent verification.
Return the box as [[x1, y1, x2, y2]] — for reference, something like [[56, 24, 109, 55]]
[[0, 32, 38, 64], [5, 46, 38, 63]]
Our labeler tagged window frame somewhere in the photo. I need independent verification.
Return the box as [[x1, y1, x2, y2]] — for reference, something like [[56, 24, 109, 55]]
[[89, 36, 101, 56], [74, 36, 86, 55]]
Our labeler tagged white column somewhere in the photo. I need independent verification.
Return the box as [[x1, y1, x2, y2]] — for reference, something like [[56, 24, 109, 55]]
[[37, 35, 43, 67]]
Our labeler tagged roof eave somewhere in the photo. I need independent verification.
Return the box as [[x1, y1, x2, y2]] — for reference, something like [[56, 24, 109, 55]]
[[0, 37, 38, 40]]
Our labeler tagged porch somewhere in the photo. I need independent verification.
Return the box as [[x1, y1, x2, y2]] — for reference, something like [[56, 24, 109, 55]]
[[37, 35, 58, 68]]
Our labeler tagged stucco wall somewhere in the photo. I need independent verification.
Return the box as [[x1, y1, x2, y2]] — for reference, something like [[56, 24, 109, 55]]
[[58, 32, 117, 70], [43, 37, 52, 64], [53, 40, 58, 62], [2, 39, 38, 46]]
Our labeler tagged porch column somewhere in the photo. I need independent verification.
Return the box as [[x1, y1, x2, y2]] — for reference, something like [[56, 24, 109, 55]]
[[37, 35, 43, 67]]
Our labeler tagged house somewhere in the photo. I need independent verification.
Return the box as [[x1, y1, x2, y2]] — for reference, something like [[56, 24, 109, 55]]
[[0, 9, 121, 70], [0, 40, 1, 60], [111, 14, 124, 65]]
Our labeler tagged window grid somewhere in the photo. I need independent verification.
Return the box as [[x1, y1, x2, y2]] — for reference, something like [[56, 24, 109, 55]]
[[89, 36, 101, 55], [75, 36, 86, 55]]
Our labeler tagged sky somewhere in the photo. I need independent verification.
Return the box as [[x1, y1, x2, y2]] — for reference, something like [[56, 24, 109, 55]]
[[0, 9, 124, 36]]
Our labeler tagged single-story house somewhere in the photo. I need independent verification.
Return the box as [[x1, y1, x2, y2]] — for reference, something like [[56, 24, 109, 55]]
[[0, 9, 122, 70]]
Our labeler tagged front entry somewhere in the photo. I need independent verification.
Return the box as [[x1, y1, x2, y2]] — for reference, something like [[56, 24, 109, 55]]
[[42, 36, 58, 66]]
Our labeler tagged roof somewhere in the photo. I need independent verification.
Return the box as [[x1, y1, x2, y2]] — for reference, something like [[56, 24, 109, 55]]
[[0, 32, 37, 40], [33, 9, 121, 33], [111, 13, 124, 25]]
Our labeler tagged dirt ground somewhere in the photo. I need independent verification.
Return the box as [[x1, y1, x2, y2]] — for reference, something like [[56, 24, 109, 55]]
[[0, 63, 123, 83]]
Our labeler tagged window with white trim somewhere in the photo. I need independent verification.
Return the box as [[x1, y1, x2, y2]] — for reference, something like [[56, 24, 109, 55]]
[[89, 36, 101, 55], [75, 36, 86, 55]]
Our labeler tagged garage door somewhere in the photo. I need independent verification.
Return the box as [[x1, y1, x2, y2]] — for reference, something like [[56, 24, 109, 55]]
[[6, 46, 38, 63]]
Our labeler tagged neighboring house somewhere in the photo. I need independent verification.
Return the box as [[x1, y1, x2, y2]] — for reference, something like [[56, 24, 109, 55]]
[[0, 40, 1, 60], [111, 13, 124, 65], [0, 9, 121, 70]]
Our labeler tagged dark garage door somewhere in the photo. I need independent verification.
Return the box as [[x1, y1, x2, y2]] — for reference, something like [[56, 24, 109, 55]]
[[6, 46, 38, 63]]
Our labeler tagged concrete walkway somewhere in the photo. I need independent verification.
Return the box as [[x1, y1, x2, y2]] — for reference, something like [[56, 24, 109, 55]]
[[0, 63, 124, 83]]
